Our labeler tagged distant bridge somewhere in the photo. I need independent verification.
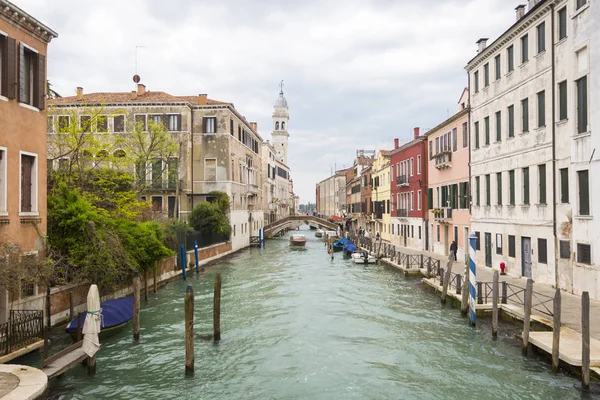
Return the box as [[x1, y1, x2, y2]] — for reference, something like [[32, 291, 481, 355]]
[[263, 216, 338, 238]]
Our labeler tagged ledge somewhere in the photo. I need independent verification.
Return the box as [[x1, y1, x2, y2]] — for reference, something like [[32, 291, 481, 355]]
[[20, 217, 42, 224], [0, 219, 9, 226]]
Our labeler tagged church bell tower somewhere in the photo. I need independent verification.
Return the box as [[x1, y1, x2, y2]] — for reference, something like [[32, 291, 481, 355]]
[[271, 81, 290, 165]]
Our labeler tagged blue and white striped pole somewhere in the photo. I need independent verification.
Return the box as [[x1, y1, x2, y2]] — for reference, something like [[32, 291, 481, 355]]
[[259, 228, 264, 248], [194, 241, 199, 273], [468, 233, 477, 326]]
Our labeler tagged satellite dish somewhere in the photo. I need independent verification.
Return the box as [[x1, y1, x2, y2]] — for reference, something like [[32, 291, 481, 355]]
[[133, 74, 141, 83]]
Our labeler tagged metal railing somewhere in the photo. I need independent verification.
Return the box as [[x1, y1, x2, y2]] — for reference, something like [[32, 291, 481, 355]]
[[0, 310, 43, 356], [396, 175, 409, 186], [396, 209, 408, 218]]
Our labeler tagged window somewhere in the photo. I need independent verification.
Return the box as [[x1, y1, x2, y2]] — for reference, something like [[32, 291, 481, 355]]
[[537, 22, 546, 53], [411, 226, 414, 238], [475, 231, 481, 250], [80, 115, 91, 132], [429, 141, 433, 160], [494, 55, 501, 81], [452, 128, 457, 152], [435, 137, 439, 154], [419, 226, 422, 240], [0, 35, 8, 98], [538, 238, 547, 264], [428, 188, 433, 209], [474, 71, 479, 93], [462, 122, 468, 148], [576, 0, 587, 10], [577, 170, 589, 215], [58, 115, 70, 132], [113, 115, 125, 132], [495, 111, 501, 142], [203, 117, 216, 133], [523, 167, 530, 205], [521, 98, 529, 132], [151, 159, 162, 189], [508, 235, 516, 257], [577, 243, 591, 265], [484, 63, 489, 87], [0, 148, 6, 214], [559, 240, 570, 259], [135, 160, 146, 184], [168, 114, 181, 131], [474, 121, 480, 149], [507, 45, 514, 72], [97, 115, 108, 132], [475, 176, 480, 206], [437, 225, 440, 242], [417, 155, 421, 174], [484, 116, 490, 145], [20, 153, 37, 213], [537, 91, 545, 127], [205, 158, 217, 181], [496, 172, 502, 206], [485, 174, 491, 206], [521, 34, 529, 63], [496, 234, 503, 255], [558, 81, 568, 121], [135, 114, 147, 131], [576, 76, 588, 133], [558, 7, 567, 40], [18, 44, 45, 109], [459, 181, 469, 209], [538, 164, 546, 204], [168, 158, 178, 189], [151, 196, 163, 212], [560, 168, 569, 203], [168, 196, 176, 218], [417, 190, 422, 210], [410, 158, 414, 176], [508, 105, 515, 138]]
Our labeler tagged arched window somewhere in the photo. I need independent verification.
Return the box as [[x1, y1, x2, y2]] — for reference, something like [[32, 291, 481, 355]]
[[97, 150, 108, 159], [275, 122, 279, 130], [281, 122, 285, 130], [114, 149, 126, 158]]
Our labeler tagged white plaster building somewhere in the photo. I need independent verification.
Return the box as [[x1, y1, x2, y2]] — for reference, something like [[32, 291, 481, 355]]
[[466, 0, 597, 298]]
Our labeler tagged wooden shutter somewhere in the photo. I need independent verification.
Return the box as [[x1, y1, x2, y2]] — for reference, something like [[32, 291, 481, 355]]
[[18, 43, 25, 102], [21, 155, 33, 212], [4, 37, 16, 99], [202, 117, 207, 133], [36, 54, 45, 110], [177, 114, 182, 131]]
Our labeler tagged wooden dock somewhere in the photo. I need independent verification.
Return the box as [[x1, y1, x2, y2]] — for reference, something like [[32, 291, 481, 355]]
[[528, 327, 600, 367], [42, 340, 88, 380]]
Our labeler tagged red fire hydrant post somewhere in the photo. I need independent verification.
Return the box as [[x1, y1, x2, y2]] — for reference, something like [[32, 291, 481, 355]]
[[500, 262, 506, 275]]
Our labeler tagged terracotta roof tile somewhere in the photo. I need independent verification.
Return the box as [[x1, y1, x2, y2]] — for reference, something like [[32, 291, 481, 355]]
[[50, 91, 230, 106]]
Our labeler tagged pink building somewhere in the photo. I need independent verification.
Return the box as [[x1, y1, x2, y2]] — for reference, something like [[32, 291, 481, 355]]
[[425, 89, 470, 261]]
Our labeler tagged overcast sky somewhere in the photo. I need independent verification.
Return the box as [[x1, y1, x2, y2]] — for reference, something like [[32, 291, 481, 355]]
[[16, 0, 520, 203]]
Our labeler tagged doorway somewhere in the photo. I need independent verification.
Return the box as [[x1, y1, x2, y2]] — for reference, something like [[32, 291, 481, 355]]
[[484, 232, 492, 267], [522, 237, 532, 278], [425, 223, 429, 251]]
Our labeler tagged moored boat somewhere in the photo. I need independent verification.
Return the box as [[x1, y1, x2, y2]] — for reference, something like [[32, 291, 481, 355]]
[[351, 251, 377, 264], [289, 234, 307, 246], [342, 242, 357, 257], [66, 296, 134, 339], [315, 229, 324, 238]]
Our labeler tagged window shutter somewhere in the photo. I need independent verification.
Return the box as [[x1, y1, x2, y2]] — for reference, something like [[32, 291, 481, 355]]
[[35, 54, 45, 109], [4, 37, 16, 99], [18, 43, 25, 102], [177, 114, 182, 131], [202, 117, 206, 133], [21, 156, 32, 212]]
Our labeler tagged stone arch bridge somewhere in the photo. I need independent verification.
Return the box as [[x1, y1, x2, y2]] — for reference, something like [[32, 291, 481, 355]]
[[263, 216, 339, 238]]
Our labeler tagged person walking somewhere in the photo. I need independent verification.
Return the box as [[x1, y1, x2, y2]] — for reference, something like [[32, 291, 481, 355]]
[[450, 240, 458, 261]]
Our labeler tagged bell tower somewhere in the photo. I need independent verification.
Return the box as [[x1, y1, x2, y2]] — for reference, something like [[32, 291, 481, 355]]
[[272, 80, 290, 165]]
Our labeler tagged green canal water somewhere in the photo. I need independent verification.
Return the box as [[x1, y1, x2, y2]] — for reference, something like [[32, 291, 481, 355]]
[[23, 226, 595, 399]]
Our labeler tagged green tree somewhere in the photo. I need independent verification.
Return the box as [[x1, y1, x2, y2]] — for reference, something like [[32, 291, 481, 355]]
[[189, 202, 231, 237]]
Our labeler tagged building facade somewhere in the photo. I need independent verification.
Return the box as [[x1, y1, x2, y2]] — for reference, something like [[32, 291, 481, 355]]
[[0, 1, 57, 322], [371, 150, 391, 241], [426, 90, 470, 261], [390, 129, 428, 251]]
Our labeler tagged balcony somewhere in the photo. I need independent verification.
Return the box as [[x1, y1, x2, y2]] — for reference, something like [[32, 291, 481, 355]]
[[434, 151, 452, 169], [395, 208, 408, 218], [396, 175, 409, 187], [432, 207, 453, 223], [247, 184, 259, 195]]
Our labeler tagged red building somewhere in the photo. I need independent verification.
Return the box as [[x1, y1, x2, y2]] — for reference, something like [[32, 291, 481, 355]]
[[390, 128, 428, 250]]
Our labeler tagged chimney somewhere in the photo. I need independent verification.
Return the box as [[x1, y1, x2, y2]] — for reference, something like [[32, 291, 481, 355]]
[[476, 38, 489, 53], [76, 87, 83, 100], [515, 4, 526, 20], [250, 122, 258, 132], [414, 127, 420, 139], [394, 138, 399, 149], [198, 94, 207, 105], [137, 84, 146, 96]]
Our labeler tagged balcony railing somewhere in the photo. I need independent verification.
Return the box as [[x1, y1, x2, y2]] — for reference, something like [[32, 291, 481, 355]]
[[432, 207, 453, 222], [248, 184, 259, 195], [395, 208, 408, 218], [434, 152, 452, 169], [396, 175, 409, 187]]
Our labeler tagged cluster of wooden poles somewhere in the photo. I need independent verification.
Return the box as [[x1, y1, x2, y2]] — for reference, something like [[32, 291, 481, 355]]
[[436, 253, 593, 391]]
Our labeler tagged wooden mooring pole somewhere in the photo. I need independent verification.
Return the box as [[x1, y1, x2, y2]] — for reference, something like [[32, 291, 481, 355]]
[[133, 271, 141, 341], [153, 267, 158, 294], [522, 278, 533, 355], [492, 270, 499, 338], [552, 288, 561, 373], [87, 354, 96, 375], [185, 284, 194, 375], [461, 267, 469, 316], [69, 291, 74, 321], [213, 273, 222, 341], [144, 269, 149, 301], [582, 291, 590, 390], [440, 255, 453, 305]]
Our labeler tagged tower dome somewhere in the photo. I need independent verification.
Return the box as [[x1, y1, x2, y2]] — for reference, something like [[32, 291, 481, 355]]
[[275, 90, 288, 108]]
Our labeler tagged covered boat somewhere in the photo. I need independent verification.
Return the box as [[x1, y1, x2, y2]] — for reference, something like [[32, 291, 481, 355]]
[[342, 242, 357, 257], [332, 237, 350, 252], [351, 251, 377, 264], [289, 234, 307, 247], [66, 296, 134, 337], [314, 229, 324, 238]]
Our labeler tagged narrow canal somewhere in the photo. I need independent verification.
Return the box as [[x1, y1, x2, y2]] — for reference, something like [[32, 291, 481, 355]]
[[36, 226, 590, 399]]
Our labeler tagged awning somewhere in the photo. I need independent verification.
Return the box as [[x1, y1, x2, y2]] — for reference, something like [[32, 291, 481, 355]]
[[330, 215, 343, 221]]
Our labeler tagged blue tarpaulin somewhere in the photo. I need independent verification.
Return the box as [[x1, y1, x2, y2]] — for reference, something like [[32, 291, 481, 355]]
[[66, 296, 134, 333]]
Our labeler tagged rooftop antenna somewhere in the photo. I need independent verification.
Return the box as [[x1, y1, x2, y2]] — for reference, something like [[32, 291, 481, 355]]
[[279, 80, 284, 95], [133, 45, 146, 84]]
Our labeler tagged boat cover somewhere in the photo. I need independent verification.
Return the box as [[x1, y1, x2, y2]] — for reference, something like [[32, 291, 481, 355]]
[[66, 296, 134, 333], [343, 243, 357, 253], [333, 237, 350, 248]]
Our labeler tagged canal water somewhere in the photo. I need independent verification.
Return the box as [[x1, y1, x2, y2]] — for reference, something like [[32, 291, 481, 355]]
[[28, 226, 592, 399]]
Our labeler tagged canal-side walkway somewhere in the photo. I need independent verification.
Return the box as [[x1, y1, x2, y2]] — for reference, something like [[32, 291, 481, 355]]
[[0, 364, 47, 400]]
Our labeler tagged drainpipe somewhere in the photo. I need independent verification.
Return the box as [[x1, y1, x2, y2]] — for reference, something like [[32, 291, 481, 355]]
[[190, 105, 195, 210], [467, 69, 472, 269], [551, 4, 558, 288]]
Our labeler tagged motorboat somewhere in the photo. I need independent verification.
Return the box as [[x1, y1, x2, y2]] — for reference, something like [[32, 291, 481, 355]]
[[351, 251, 377, 264], [66, 296, 134, 339], [315, 229, 324, 238], [289, 234, 307, 247], [342, 242, 357, 257]]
